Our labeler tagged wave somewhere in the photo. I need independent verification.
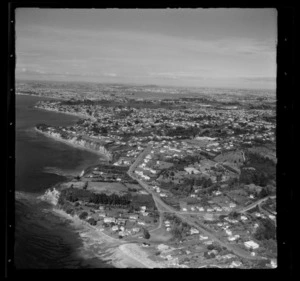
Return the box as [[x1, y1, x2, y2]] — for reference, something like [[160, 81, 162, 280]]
[[43, 166, 77, 177]]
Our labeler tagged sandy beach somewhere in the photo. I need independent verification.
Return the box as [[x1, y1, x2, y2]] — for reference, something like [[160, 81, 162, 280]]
[[117, 244, 164, 268], [51, 207, 164, 268]]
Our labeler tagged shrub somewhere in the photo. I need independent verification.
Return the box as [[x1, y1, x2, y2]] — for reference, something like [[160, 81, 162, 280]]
[[87, 218, 97, 226], [254, 219, 276, 241], [143, 228, 151, 239], [79, 211, 88, 220]]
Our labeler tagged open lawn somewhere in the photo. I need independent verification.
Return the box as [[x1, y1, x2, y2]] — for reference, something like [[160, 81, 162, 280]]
[[149, 227, 173, 242], [88, 181, 128, 194]]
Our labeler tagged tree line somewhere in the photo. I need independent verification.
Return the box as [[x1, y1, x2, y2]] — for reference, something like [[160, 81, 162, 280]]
[[58, 187, 131, 206]]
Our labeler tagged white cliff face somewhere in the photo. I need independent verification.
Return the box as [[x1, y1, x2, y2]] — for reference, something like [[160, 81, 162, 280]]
[[39, 188, 61, 205], [36, 127, 113, 160]]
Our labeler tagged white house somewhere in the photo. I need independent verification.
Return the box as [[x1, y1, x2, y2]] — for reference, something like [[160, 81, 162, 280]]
[[190, 228, 199, 235], [270, 259, 277, 268], [104, 217, 116, 223], [269, 215, 276, 220], [228, 235, 240, 241], [132, 227, 140, 233], [230, 261, 242, 268], [244, 241, 259, 249], [111, 225, 119, 232], [129, 215, 138, 220]]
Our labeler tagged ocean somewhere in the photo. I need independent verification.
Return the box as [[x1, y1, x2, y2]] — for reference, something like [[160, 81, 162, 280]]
[[15, 95, 113, 269]]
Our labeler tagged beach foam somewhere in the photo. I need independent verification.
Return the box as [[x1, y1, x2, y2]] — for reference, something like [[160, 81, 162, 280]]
[[50, 206, 164, 268]]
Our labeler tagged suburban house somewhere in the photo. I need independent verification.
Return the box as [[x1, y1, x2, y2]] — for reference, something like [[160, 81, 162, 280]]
[[244, 240, 259, 249]]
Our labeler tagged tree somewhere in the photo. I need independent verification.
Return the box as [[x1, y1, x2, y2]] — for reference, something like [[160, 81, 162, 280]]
[[83, 182, 88, 190], [87, 218, 97, 226], [79, 211, 88, 220], [254, 219, 276, 241], [143, 228, 150, 239]]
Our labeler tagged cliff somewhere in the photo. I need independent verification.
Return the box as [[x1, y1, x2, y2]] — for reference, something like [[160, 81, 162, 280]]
[[35, 126, 113, 161]]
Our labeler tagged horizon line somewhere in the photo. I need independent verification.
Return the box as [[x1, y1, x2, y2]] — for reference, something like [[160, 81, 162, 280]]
[[15, 78, 276, 92]]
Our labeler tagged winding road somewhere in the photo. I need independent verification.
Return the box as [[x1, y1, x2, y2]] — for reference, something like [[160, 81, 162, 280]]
[[237, 195, 276, 214], [127, 145, 263, 261]]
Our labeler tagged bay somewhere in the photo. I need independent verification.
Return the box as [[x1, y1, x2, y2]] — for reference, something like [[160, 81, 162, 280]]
[[14, 94, 111, 269]]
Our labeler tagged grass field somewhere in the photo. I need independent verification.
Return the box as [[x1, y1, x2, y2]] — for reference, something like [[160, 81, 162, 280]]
[[149, 228, 173, 242], [87, 181, 128, 194]]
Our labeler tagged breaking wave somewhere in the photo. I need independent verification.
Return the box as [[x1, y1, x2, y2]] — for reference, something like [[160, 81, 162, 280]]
[[43, 166, 76, 177]]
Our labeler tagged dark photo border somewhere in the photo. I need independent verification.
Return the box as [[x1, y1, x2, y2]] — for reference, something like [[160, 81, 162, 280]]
[[5, 2, 295, 279]]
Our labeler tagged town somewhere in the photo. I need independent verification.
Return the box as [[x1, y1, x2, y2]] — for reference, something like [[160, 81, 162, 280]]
[[18, 80, 277, 268]]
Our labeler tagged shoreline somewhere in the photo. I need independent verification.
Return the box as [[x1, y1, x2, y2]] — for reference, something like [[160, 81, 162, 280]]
[[34, 105, 97, 121], [16, 92, 65, 100], [34, 127, 112, 161], [51, 207, 164, 268], [31, 101, 163, 268]]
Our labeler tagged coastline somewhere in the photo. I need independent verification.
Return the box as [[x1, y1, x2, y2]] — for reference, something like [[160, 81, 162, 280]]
[[31, 98, 163, 269], [51, 207, 164, 268], [16, 92, 65, 100], [34, 127, 112, 161], [34, 105, 97, 121]]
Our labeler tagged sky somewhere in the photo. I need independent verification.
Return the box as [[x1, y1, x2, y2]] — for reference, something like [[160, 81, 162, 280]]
[[15, 8, 277, 90]]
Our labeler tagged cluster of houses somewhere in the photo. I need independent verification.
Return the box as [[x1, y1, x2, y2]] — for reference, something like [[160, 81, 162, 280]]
[[88, 205, 155, 237]]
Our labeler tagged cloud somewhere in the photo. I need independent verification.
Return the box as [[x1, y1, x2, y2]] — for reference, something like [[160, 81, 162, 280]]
[[103, 73, 117, 77], [148, 72, 211, 80]]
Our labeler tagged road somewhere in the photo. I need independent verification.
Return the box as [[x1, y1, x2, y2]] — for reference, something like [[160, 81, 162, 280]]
[[237, 195, 276, 214], [127, 146, 262, 261]]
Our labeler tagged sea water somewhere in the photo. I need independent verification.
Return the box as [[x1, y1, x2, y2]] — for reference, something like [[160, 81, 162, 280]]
[[15, 95, 113, 268]]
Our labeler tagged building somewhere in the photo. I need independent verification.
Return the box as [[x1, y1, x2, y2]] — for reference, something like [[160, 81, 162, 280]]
[[230, 261, 242, 268], [129, 215, 138, 220], [111, 225, 119, 232], [104, 217, 116, 223], [190, 228, 199, 235], [132, 227, 140, 233], [244, 241, 259, 250]]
